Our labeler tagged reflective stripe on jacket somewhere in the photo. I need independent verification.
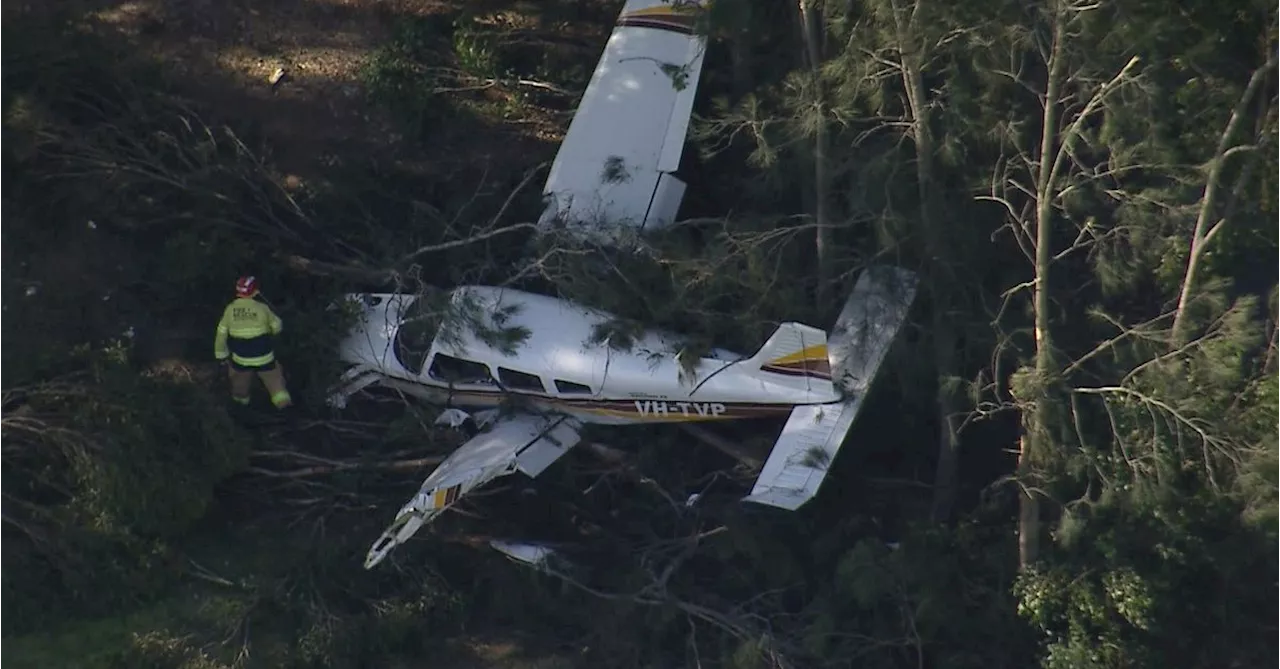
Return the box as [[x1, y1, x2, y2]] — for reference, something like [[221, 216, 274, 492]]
[[214, 298, 283, 367]]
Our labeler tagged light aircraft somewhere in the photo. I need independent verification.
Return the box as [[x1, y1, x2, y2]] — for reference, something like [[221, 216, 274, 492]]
[[327, 0, 921, 570], [329, 267, 917, 569]]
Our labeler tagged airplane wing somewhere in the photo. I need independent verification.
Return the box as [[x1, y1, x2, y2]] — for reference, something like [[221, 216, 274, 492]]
[[538, 0, 708, 243], [364, 412, 583, 569]]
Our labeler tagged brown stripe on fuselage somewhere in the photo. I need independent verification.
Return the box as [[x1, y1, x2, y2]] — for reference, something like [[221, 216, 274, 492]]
[[616, 16, 696, 34], [760, 365, 833, 380], [439, 387, 796, 422], [760, 357, 833, 381]]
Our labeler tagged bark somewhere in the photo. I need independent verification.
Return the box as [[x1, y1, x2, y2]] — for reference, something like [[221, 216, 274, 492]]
[[1010, 7, 1142, 566], [278, 253, 397, 285]]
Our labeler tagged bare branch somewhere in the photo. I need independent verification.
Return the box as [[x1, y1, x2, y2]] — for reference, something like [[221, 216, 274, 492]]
[[1044, 55, 1142, 200], [400, 162, 549, 263]]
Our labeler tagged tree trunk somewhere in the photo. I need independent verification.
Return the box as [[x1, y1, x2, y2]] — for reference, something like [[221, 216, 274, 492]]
[[798, 0, 830, 305], [1170, 56, 1277, 347], [728, 27, 754, 101], [888, 0, 961, 522], [1019, 1, 1069, 570]]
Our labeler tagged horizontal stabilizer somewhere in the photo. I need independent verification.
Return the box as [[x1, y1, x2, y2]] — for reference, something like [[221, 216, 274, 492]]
[[743, 398, 862, 510], [828, 265, 918, 394], [744, 266, 916, 511], [364, 413, 582, 569]]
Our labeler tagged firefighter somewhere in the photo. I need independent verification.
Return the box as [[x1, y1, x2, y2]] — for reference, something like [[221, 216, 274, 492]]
[[214, 276, 293, 409]]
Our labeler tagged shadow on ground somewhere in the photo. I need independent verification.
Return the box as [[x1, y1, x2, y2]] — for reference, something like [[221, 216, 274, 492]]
[[6, 0, 623, 183]]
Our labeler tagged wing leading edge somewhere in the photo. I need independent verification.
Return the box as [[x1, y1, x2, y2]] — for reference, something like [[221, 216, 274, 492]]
[[364, 412, 583, 569]]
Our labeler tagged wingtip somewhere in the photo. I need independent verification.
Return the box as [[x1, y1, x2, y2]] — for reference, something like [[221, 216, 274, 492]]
[[364, 530, 400, 570]]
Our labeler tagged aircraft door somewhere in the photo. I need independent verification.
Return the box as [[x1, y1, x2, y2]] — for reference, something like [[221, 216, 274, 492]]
[[589, 346, 612, 398], [577, 328, 625, 399]]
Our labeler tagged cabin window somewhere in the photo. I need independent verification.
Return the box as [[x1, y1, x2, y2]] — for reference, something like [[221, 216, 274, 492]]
[[428, 354, 494, 385], [554, 379, 592, 394], [498, 367, 546, 392]]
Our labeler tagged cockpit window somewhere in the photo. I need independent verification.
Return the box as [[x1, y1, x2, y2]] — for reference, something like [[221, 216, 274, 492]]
[[498, 367, 546, 392], [554, 379, 592, 394], [429, 354, 494, 385], [393, 298, 444, 375]]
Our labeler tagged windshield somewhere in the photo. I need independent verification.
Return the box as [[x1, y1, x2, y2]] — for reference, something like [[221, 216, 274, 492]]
[[392, 296, 443, 375]]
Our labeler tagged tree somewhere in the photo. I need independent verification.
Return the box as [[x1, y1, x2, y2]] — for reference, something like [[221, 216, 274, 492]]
[[798, 0, 834, 304], [836, 0, 969, 521], [976, 0, 1144, 568]]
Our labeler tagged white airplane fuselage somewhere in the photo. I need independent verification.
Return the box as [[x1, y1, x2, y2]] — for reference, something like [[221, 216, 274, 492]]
[[335, 286, 842, 426]]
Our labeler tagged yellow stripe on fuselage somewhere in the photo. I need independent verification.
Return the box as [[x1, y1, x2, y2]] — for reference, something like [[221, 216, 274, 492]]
[[767, 344, 828, 367]]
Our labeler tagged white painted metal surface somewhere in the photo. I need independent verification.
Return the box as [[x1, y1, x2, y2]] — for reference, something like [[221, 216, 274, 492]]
[[334, 285, 842, 424], [741, 398, 862, 510], [744, 267, 919, 510], [828, 266, 919, 395], [489, 540, 558, 569], [537, 0, 708, 241], [364, 413, 583, 569]]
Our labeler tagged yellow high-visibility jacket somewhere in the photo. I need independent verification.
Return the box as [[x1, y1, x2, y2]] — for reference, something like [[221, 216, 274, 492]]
[[214, 297, 284, 367]]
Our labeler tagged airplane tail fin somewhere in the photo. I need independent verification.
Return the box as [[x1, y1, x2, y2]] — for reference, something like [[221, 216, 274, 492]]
[[826, 265, 919, 395], [744, 265, 918, 511], [751, 322, 833, 384]]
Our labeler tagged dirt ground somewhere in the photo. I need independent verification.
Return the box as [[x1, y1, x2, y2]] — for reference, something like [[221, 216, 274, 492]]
[[4, 0, 620, 366], [32, 0, 610, 186], [5, 3, 617, 665]]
